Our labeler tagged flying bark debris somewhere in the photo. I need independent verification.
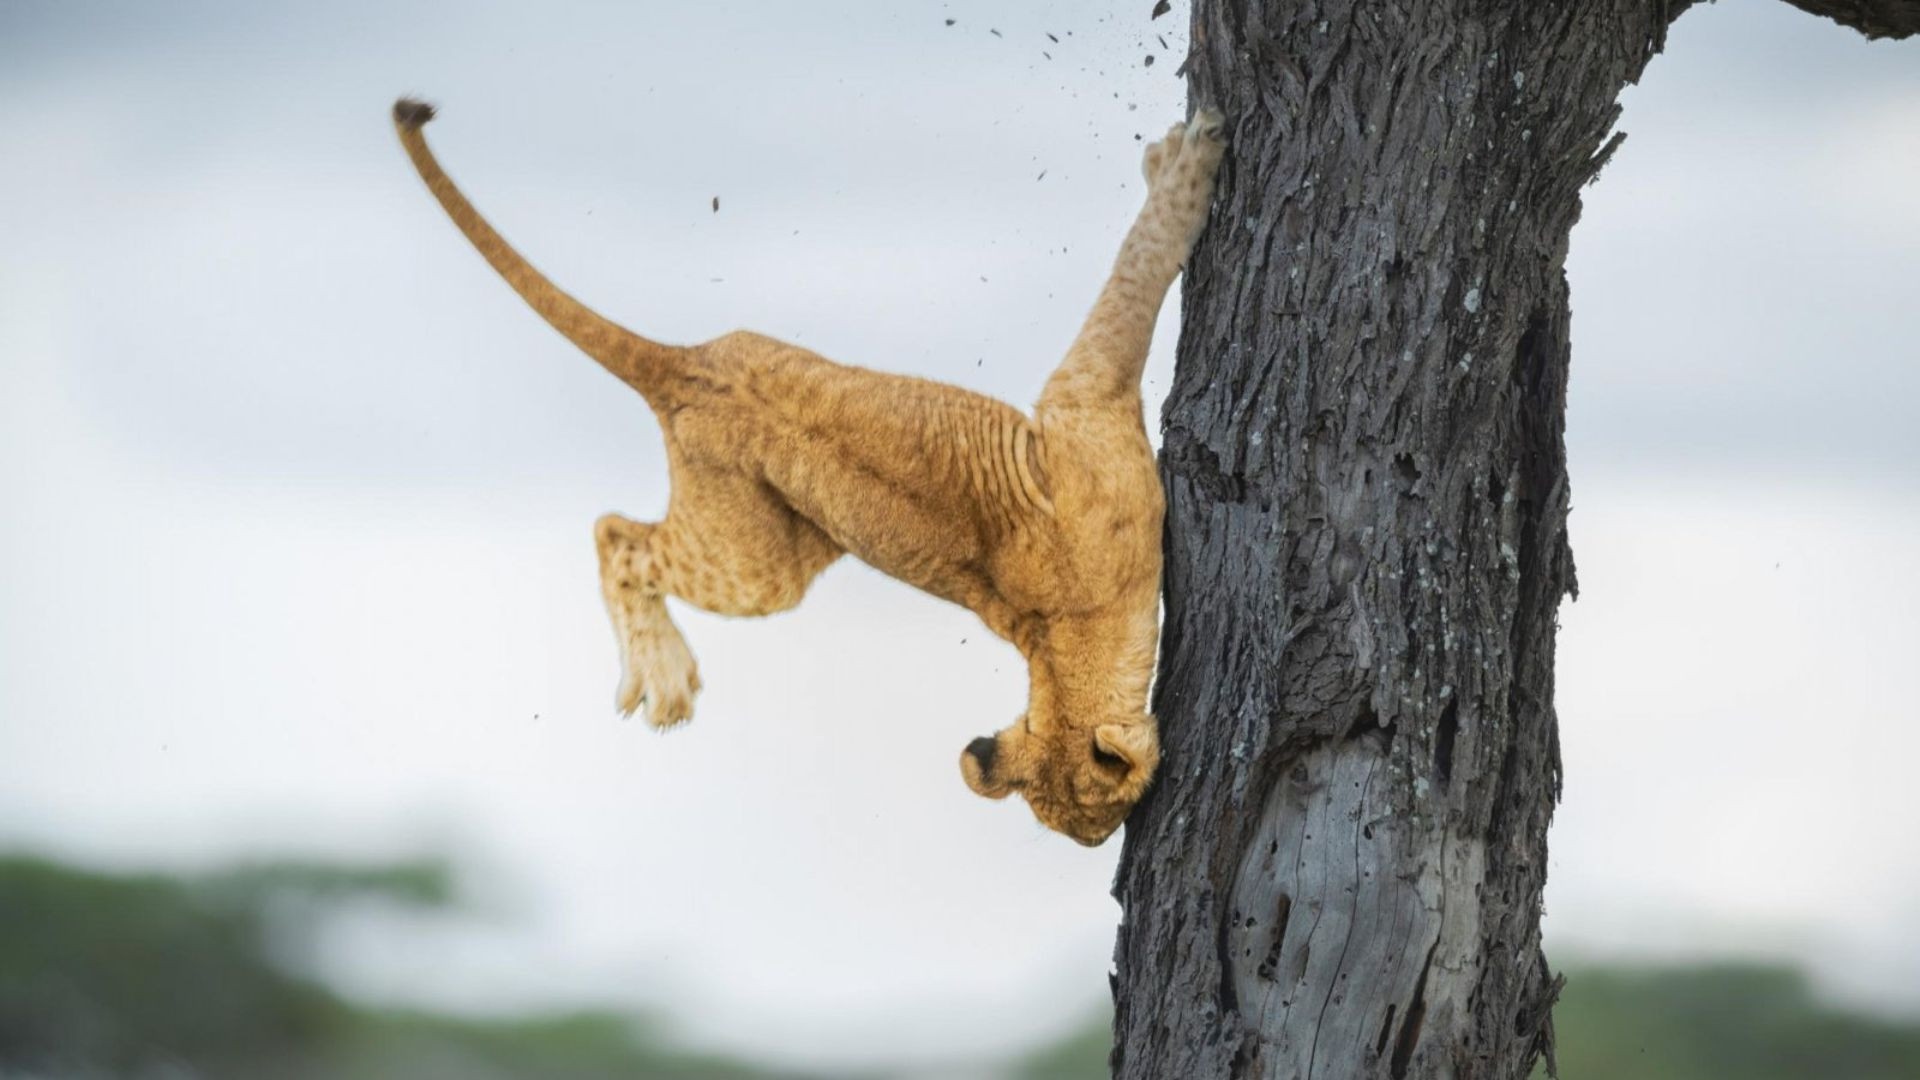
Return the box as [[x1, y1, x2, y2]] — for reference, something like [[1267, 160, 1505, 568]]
[[1144, 53, 1156, 66], [944, 18, 955, 26], [990, 27, 1002, 36], [710, 196, 719, 212], [1037, 170, 1047, 180], [1151, 0, 1171, 18], [1158, 34, 1169, 48], [1047, 31, 1060, 42]]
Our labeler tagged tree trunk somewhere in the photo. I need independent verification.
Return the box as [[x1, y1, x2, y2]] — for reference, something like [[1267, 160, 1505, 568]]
[[1110, 4, 1662, 1078], [1111, 2, 1920, 1077]]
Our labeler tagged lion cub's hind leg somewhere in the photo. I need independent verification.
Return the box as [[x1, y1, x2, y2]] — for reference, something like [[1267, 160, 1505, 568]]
[[593, 462, 841, 729], [595, 516, 702, 728]]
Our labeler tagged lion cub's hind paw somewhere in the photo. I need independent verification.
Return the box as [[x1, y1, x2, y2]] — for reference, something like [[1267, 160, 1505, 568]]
[[614, 632, 703, 731]]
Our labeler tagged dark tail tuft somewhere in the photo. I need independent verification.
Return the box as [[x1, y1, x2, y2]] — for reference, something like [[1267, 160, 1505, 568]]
[[393, 97, 437, 130]]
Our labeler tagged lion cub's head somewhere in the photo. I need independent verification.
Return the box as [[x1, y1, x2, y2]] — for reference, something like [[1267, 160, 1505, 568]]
[[958, 716, 1159, 846]]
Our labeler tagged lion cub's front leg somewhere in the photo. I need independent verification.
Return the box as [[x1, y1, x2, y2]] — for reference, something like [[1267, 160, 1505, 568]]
[[1139, 109, 1227, 263], [1039, 109, 1226, 411]]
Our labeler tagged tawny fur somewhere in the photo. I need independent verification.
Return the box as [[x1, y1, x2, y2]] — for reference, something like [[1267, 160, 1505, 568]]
[[393, 98, 1225, 845]]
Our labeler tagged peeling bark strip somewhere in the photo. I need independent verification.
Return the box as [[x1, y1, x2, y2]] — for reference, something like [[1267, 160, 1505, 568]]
[[1111, 2, 1914, 1079]]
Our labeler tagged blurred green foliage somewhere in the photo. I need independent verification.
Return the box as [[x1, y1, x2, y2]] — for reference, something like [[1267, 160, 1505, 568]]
[[1538, 964, 1920, 1080], [4, 852, 1918, 1079], [0, 854, 808, 1079], [1011, 966, 1920, 1080]]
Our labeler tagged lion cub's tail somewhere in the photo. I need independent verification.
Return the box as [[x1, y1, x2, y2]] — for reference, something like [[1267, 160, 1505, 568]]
[[392, 98, 687, 402]]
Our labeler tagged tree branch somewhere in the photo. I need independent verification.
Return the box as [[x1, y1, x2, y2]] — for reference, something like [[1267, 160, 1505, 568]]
[[1672, 0, 1920, 39], [1783, 0, 1920, 37]]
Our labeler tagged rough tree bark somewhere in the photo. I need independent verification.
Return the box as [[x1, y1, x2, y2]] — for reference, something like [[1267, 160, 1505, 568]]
[[1110, 2, 1919, 1078]]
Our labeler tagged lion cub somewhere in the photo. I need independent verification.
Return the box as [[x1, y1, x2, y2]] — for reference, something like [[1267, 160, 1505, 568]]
[[394, 99, 1225, 844]]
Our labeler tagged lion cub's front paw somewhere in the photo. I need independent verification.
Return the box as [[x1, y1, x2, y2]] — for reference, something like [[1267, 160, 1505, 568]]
[[1142, 120, 1189, 187], [1175, 108, 1227, 186], [1142, 109, 1226, 191], [1187, 107, 1226, 144], [1160, 108, 1227, 250]]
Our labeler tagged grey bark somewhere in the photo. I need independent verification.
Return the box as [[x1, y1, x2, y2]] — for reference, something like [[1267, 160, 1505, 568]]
[[1110, 2, 1919, 1079]]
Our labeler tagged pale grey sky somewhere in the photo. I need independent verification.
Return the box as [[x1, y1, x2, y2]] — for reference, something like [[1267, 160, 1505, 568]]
[[1, 0, 1917, 1068]]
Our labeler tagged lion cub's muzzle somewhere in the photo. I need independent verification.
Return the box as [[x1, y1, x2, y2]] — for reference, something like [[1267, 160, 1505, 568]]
[[965, 736, 997, 774], [961, 735, 1014, 799]]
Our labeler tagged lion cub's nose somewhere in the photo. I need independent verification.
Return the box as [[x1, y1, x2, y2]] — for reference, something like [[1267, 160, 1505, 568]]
[[965, 736, 998, 777]]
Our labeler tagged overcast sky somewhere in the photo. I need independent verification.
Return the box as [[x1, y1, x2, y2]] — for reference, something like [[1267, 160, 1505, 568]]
[[2, 0, 1917, 1069]]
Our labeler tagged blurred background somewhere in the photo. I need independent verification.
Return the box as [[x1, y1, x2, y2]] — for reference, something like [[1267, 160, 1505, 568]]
[[1, 1, 1916, 1077]]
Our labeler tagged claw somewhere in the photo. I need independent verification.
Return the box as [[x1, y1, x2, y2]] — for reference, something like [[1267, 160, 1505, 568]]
[[616, 673, 645, 718], [1189, 107, 1226, 142]]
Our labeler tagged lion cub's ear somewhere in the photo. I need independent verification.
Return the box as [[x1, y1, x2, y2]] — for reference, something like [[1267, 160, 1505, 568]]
[[1093, 722, 1160, 780]]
